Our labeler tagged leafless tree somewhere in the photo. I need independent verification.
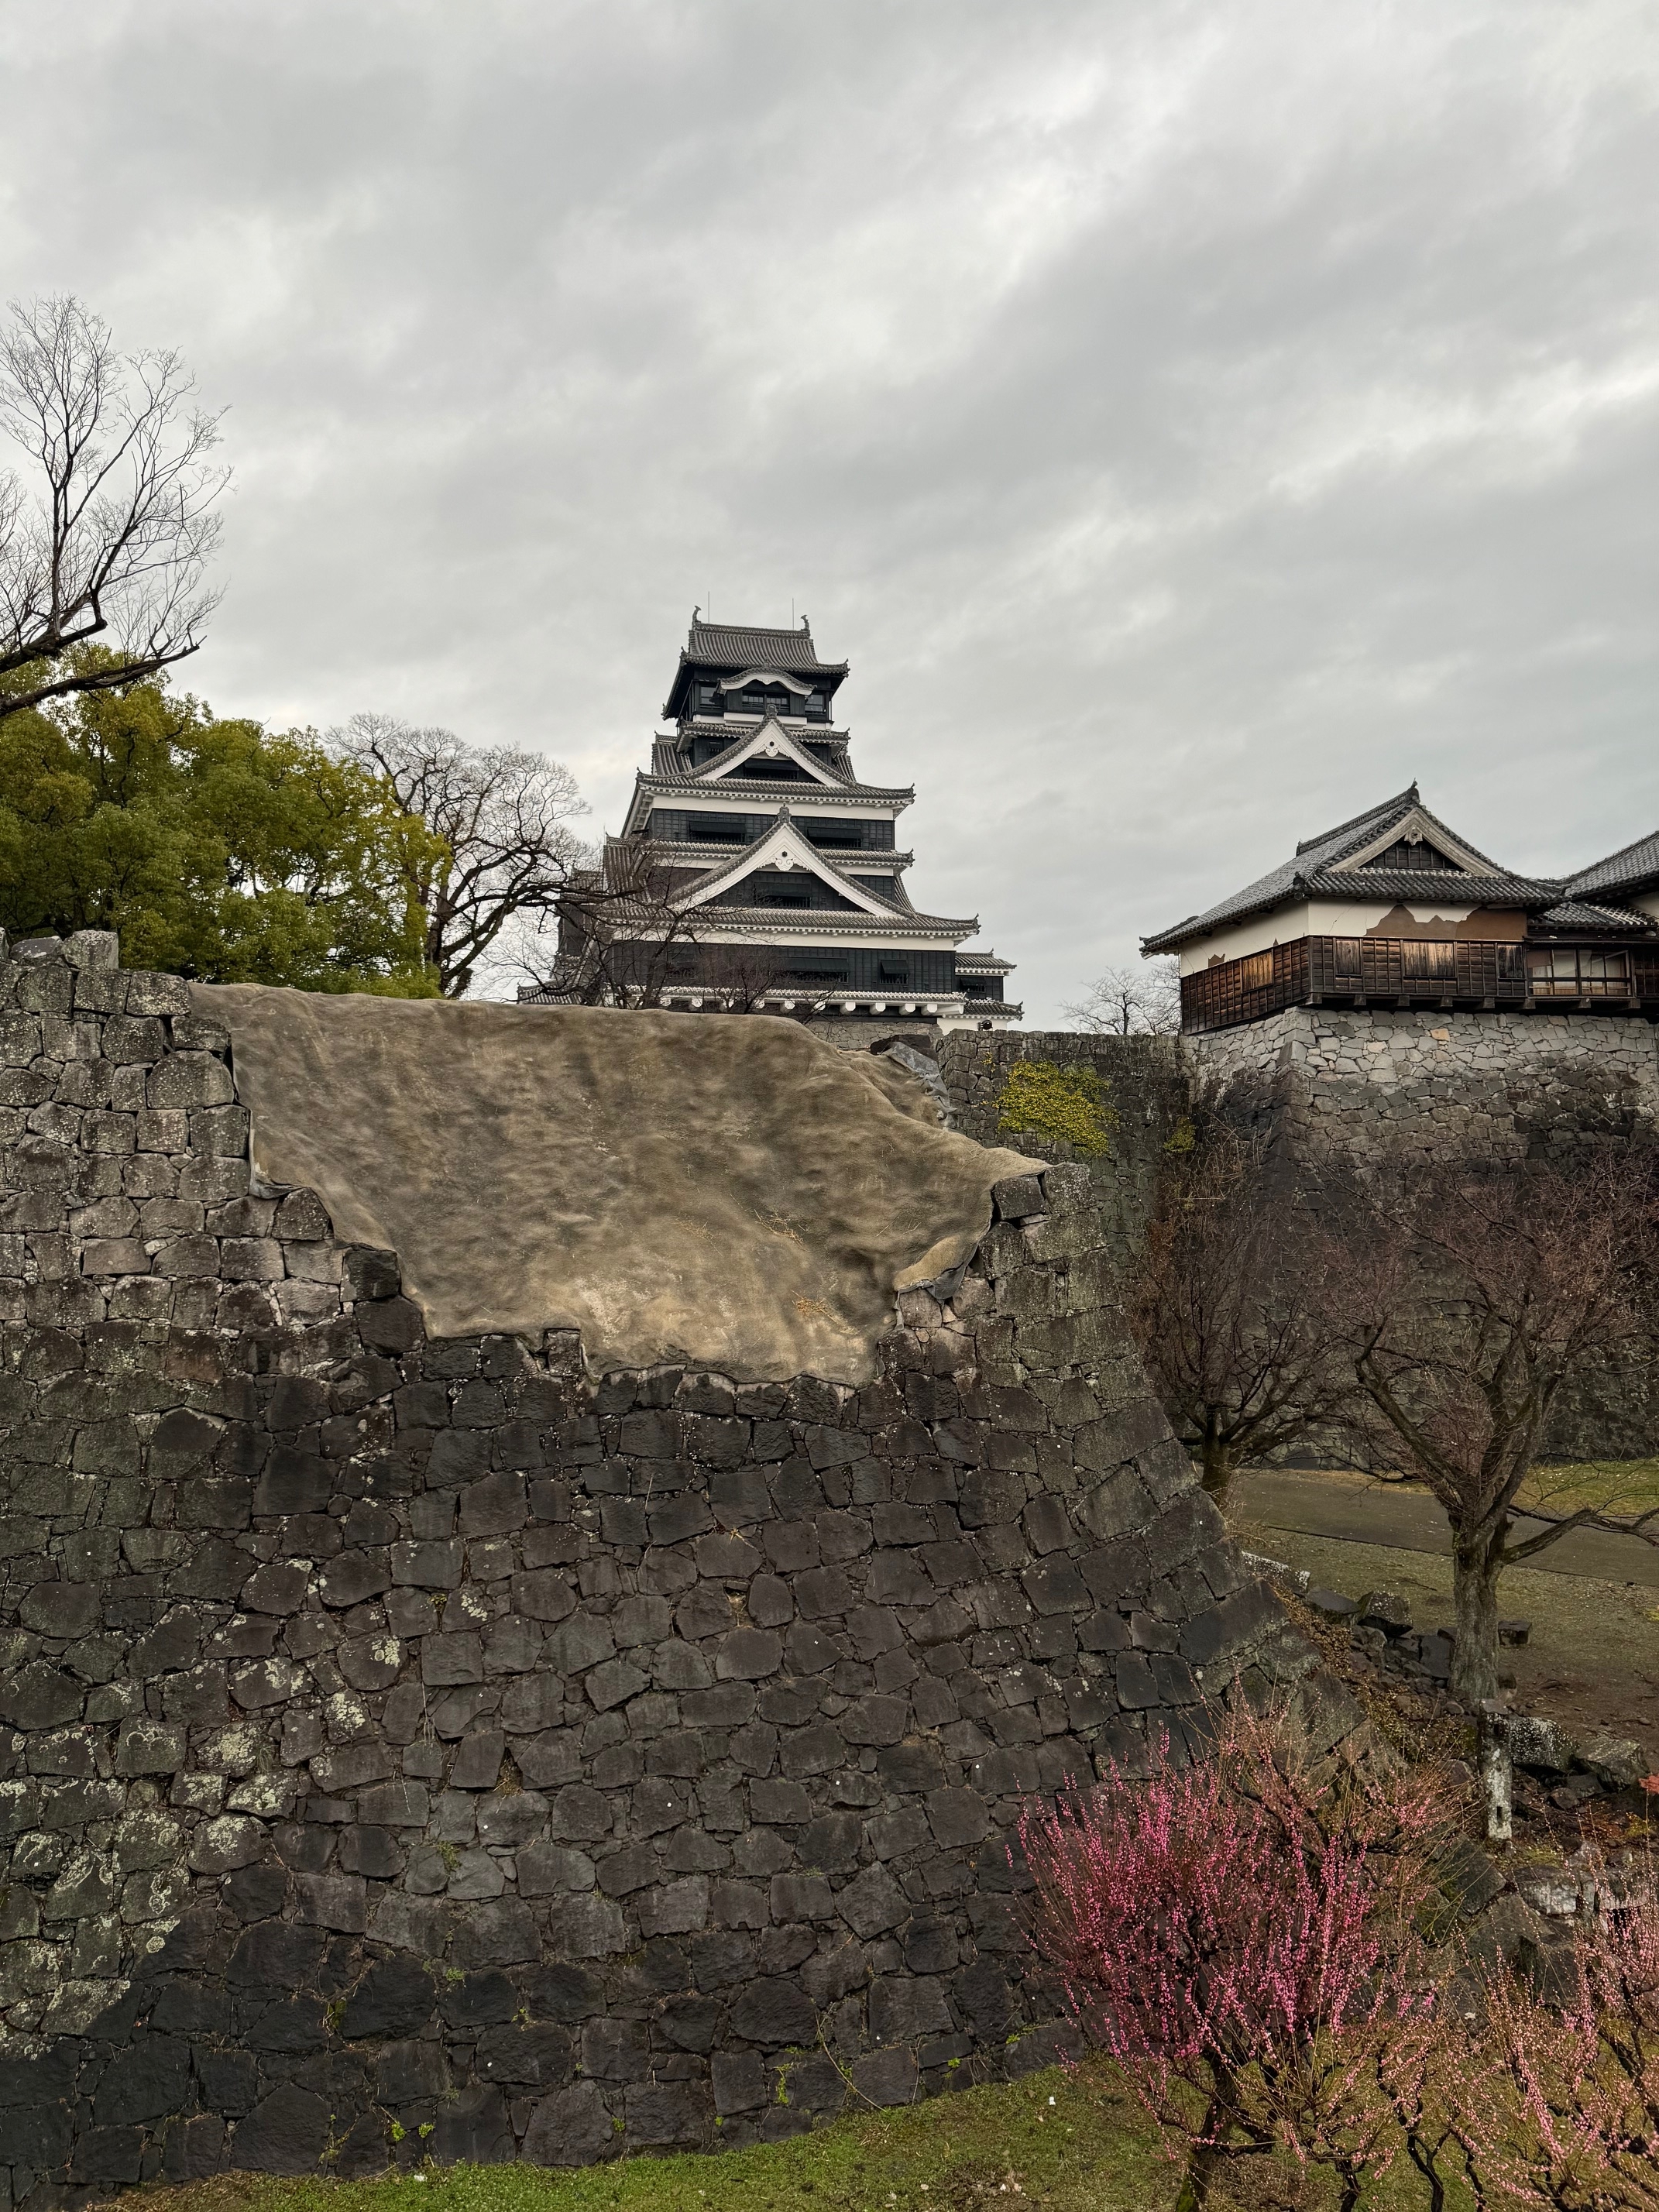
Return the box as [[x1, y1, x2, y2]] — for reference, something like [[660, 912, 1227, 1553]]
[[515, 841, 711, 1008], [1347, 1152, 1659, 1705], [1065, 955, 1182, 1036], [331, 714, 587, 996], [1128, 1121, 1358, 1508], [0, 296, 230, 720]]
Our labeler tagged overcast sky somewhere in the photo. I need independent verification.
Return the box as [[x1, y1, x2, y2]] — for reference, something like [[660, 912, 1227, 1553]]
[[4, 2, 1656, 1019]]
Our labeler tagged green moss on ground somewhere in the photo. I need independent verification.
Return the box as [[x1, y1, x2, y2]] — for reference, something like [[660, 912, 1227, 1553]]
[[109, 2073, 1171, 2212], [994, 1064, 1117, 1158], [107, 2067, 1480, 2212]]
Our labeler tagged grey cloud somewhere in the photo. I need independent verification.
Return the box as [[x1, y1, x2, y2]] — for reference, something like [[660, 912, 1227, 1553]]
[[2, 0, 1654, 1016]]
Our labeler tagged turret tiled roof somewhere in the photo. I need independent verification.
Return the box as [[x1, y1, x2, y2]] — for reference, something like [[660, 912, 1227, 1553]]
[[1568, 829, 1659, 902], [1143, 785, 1567, 953], [678, 614, 847, 677], [1534, 898, 1657, 935]]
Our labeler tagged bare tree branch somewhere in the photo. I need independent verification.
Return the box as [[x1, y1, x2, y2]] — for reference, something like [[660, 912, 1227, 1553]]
[[0, 296, 230, 719], [1345, 1151, 1659, 1702], [510, 840, 712, 1009], [1128, 1118, 1359, 1506], [331, 714, 588, 996], [1065, 955, 1181, 1036]]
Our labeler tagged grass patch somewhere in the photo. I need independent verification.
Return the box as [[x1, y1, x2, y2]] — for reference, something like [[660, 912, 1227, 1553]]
[[111, 2072, 1173, 2212], [107, 2068, 1480, 2212], [1519, 1456, 1659, 1524]]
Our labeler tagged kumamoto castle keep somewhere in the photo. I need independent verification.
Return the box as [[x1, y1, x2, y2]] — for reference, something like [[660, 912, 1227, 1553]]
[[4, 627, 1659, 2196], [524, 613, 1018, 1033]]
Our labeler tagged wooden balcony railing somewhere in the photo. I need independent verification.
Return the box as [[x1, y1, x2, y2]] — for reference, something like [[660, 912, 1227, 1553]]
[[1180, 936, 1659, 1035]]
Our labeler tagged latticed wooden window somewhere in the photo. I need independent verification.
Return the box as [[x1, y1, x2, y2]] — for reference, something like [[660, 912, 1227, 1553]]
[[1528, 947, 1632, 996]]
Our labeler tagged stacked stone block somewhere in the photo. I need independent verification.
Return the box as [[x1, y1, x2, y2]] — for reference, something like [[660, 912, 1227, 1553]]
[[1187, 1006, 1659, 1164], [934, 1032, 1193, 1267], [0, 938, 1297, 2202]]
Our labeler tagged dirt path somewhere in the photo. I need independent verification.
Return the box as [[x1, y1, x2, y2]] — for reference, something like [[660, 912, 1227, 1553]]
[[1236, 1467, 1659, 1588]]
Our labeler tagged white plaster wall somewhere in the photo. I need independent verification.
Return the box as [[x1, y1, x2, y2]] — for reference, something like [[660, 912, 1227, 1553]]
[[1176, 898, 1482, 974]]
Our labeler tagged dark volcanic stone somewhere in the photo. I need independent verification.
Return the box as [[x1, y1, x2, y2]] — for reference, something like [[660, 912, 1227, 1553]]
[[229, 2085, 332, 2175], [728, 1975, 819, 2047]]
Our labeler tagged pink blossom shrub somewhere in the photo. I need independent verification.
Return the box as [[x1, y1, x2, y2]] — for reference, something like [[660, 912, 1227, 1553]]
[[1019, 1699, 1451, 2210], [1455, 1846, 1659, 2208]]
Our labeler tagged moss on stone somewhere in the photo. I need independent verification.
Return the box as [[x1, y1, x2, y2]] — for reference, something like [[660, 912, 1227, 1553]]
[[995, 1062, 1118, 1157]]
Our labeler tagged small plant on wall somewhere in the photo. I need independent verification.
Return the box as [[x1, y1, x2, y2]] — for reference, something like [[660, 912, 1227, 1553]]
[[995, 1060, 1118, 1157]]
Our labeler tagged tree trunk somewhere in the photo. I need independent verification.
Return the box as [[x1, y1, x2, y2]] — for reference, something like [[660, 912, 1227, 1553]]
[[1197, 1432, 1235, 1509], [1175, 2137, 1231, 2209], [1451, 1530, 1503, 1705]]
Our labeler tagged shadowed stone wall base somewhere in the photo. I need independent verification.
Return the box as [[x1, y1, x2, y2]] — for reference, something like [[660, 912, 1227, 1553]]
[[941, 1015, 1659, 1461]]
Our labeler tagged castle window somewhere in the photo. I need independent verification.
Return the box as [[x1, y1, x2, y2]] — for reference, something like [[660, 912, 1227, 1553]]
[[734, 683, 792, 716], [1528, 947, 1631, 997]]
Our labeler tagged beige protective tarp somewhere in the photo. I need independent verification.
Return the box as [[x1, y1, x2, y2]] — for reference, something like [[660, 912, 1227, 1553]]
[[195, 988, 1040, 1382]]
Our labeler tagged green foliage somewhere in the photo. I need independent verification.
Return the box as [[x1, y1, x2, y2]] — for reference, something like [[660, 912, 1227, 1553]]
[[995, 1060, 1118, 1157], [1163, 1115, 1196, 1155], [0, 657, 442, 993]]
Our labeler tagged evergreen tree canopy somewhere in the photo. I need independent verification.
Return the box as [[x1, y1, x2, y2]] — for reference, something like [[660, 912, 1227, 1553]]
[[0, 662, 444, 993]]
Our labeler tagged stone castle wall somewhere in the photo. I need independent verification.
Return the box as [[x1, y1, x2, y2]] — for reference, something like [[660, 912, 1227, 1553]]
[[0, 937, 1300, 2205], [936, 1032, 1193, 1268], [1185, 1006, 1659, 1163], [941, 1012, 1659, 1462]]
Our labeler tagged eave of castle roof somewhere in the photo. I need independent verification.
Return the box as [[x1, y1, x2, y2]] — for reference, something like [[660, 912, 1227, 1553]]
[[661, 813, 919, 923], [1568, 828, 1659, 902], [689, 906, 977, 940], [1142, 785, 1567, 953], [678, 615, 847, 676], [1533, 898, 1658, 936]]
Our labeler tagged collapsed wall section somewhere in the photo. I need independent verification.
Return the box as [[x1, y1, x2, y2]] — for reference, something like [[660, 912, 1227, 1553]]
[[0, 939, 1300, 2203]]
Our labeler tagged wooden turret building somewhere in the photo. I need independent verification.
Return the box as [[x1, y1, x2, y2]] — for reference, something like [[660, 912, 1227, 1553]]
[[1145, 785, 1659, 1034], [558, 614, 1018, 1032]]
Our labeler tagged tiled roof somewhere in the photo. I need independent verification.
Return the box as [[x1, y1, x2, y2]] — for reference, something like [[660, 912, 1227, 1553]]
[[681, 615, 847, 676], [1568, 829, 1659, 901], [1534, 898, 1658, 936], [1301, 867, 1561, 905], [644, 840, 915, 873], [678, 716, 851, 746], [634, 771, 912, 804], [1142, 785, 1565, 953], [1292, 786, 1423, 860], [659, 814, 916, 921], [682, 727, 854, 789]]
